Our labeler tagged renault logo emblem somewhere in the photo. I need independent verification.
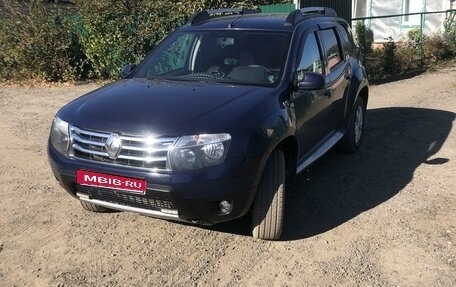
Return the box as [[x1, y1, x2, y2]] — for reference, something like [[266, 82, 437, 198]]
[[105, 133, 121, 159]]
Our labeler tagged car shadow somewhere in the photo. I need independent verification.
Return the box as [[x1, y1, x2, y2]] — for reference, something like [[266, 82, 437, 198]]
[[210, 107, 455, 240]]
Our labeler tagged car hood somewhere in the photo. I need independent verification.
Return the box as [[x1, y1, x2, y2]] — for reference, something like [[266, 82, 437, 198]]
[[58, 78, 274, 136]]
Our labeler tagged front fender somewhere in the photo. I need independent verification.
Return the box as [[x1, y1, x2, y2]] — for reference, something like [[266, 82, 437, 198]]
[[226, 91, 296, 210]]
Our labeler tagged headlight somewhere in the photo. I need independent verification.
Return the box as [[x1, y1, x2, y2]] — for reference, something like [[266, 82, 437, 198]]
[[50, 116, 70, 155], [168, 133, 231, 171]]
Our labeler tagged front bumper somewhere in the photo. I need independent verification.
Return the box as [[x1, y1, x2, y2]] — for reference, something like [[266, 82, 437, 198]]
[[48, 144, 260, 224]]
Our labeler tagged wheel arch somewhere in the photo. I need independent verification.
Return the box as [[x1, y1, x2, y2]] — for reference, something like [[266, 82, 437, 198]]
[[276, 136, 298, 190], [357, 85, 369, 108]]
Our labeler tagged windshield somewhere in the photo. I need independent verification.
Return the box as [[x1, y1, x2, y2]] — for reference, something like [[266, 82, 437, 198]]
[[134, 30, 291, 86]]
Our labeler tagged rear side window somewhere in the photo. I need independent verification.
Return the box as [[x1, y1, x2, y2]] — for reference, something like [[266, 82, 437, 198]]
[[320, 29, 342, 73], [337, 24, 354, 59], [297, 33, 323, 81]]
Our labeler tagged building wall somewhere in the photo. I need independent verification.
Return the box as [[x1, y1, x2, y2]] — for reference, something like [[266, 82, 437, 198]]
[[357, 0, 452, 42]]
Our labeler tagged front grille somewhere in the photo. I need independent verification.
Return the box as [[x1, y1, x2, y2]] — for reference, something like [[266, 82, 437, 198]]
[[75, 184, 176, 210], [70, 126, 176, 170]]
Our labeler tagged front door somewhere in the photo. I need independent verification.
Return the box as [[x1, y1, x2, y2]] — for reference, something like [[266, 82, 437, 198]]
[[292, 32, 333, 162]]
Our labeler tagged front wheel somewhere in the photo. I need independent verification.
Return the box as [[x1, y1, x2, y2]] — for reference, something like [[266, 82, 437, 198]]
[[252, 149, 285, 240], [338, 97, 366, 153]]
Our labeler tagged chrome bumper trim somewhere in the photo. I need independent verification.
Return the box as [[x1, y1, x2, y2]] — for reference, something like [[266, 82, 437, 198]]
[[78, 195, 181, 221]]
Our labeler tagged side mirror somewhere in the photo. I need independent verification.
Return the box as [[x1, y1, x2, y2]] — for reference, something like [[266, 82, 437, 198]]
[[120, 64, 137, 78], [297, 72, 325, 90]]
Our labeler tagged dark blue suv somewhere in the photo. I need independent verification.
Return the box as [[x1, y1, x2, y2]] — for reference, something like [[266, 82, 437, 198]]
[[48, 7, 369, 240]]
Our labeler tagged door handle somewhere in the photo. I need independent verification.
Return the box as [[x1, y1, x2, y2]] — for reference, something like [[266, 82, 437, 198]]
[[325, 90, 332, 98], [345, 67, 352, 80]]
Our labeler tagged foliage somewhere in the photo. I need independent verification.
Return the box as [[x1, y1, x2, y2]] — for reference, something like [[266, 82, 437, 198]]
[[76, 0, 291, 78], [423, 34, 454, 64], [407, 27, 424, 49], [353, 14, 456, 83], [354, 21, 373, 60], [77, 1, 182, 78], [379, 37, 397, 76], [363, 51, 382, 82], [354, 21, 366, 59], [0, 2, 88, 81], [0, 0, 291, 81], [395, 43, 420, 72], [443, 12, 456, 48], [363, 20, 456, 83], [5, 1, 456, 83]]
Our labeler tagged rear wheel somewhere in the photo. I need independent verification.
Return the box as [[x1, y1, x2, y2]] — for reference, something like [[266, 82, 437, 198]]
[[252, 149, 285, 240], [338, 97, 366, 153], [80, 200, 110, 212]]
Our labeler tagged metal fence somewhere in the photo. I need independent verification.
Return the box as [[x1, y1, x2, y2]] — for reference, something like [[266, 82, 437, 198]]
[[353, 9, 456, 66], [258, 3, 296, 13], [301, 0, 352, 24]]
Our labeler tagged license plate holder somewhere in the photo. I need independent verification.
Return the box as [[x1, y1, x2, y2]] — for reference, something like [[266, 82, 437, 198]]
[[76, 170, 147, 195]]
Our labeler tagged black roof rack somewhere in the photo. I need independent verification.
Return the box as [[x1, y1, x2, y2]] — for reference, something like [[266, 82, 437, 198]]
[[187, 8, 260, 25], [285, 7, 337, 26]]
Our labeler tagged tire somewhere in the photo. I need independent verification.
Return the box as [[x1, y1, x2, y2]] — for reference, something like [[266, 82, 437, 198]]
[[80, 200, 110, 212], [252, 149, 285, 240], [338, 97, 366, 153]]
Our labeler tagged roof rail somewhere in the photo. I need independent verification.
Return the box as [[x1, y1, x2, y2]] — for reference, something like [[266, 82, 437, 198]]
[[301, 7, 337, 17], [285, 6, 337, 26], [187, 8, 259, 25]]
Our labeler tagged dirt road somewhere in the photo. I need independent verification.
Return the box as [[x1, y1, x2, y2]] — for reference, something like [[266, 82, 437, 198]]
[[0, 65, 455, 286]]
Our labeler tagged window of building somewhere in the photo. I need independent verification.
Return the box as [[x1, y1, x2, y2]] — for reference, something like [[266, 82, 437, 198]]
[[353, 0, 373, 26], [353, 0, 367, 18], [402, 0, 424, 26]]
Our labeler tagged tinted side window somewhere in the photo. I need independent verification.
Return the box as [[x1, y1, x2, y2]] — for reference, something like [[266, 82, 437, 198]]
[[320, 29, 342, 72], [337, 25, 352, 59], [337, 25, 356, 59], [297, 33, 323, 81]]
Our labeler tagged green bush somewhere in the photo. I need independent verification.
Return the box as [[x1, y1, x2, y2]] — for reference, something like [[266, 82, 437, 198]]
[[354, 21, 373, 61], [76, 1, 188, 79], [363, 28, 456, 83], [365, 38, 420, 82], [0, 0, 291, 82], [4, 1, 455, 84], [406, 27, 425, 49], [364, 51, 383, 82], [76, 0, 291, 79], [380, 37, 397, 76], [423, 34, 454, 64], [0, 2, 88, 81], [354, 21, 366, 58], [444, 12, 456, 47], [395, 43, 420, 72]]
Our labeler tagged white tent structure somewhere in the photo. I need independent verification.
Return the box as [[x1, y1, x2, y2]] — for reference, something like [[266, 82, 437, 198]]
[[293, 0, 300, 9], [353, 0, 455, 42]]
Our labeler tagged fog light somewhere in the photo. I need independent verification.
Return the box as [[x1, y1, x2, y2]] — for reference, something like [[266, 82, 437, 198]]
[[219, 200, 232, 215]]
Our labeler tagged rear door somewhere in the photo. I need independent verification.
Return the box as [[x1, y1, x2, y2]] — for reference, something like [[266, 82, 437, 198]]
[[318, 27, 351, 130]]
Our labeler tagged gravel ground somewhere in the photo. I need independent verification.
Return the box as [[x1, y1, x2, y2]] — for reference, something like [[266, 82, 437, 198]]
[[0, 65, 455, 286]]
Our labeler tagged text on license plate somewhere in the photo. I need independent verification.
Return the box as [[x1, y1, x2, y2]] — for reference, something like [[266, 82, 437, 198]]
[[76, 170, 147, 194]]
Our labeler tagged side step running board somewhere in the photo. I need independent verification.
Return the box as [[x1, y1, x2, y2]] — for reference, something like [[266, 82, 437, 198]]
[[296, 131, 344, 174]]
